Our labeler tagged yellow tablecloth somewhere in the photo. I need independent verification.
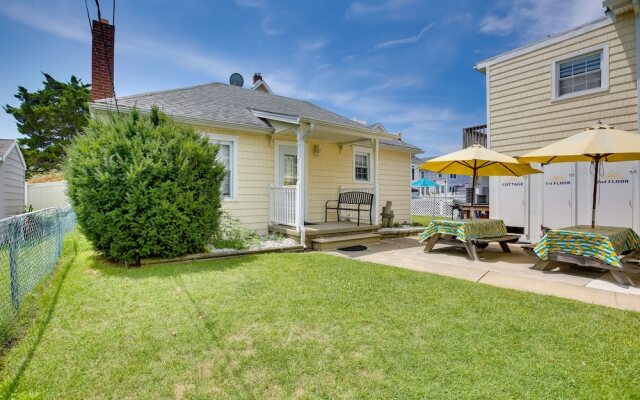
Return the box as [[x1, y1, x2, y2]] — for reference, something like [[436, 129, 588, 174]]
[[534, 226, 640, 267], [418, 219, 507, 242]]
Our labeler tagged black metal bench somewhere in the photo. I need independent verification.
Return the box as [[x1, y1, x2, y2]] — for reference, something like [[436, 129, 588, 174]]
[[325, 191, 374, 226]]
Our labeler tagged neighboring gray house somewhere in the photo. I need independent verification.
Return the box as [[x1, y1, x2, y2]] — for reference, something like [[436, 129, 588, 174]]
[[0, 139, 26, 218], [411, 156, 470, 194]]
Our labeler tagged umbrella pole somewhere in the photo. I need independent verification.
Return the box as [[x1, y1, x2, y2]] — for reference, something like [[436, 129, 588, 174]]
[[470, 170, 477, 220], [591, 156, 600, 229]]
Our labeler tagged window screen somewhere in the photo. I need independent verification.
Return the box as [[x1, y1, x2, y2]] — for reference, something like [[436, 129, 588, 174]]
[[354, 152, 370, 181], [558, 52, 601, 96]]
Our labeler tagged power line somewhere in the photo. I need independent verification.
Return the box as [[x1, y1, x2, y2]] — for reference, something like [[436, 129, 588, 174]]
[[83, 0, 92, 33], [94, 0, 102, 21]]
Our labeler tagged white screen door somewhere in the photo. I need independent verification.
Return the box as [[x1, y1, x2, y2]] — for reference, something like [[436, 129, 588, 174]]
[[278, 145, 298, 186]]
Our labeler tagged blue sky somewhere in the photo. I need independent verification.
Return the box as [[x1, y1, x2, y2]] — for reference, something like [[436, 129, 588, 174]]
[[0, 0, 604, 155]]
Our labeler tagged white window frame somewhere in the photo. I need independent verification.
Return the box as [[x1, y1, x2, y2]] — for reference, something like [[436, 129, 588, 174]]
[[273, 140, 298, 187], [202, 133, 238, 201], [550, 44, 609, 102], [352, 146, 372, 183]]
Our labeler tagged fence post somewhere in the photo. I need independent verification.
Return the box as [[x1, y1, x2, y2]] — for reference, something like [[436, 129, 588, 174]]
[[8, 219, 19, 310], [56, 210, 62, 257]]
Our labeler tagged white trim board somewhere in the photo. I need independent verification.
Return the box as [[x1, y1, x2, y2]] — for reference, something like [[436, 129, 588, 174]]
[[352, 145, 373, 183], [201, 132, 239, 201], [550, 43, 610, 102]]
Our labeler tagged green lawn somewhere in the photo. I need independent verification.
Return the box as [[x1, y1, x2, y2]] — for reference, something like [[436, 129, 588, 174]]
[[411, 215, 449, 226], [1, 234, 639, 399]]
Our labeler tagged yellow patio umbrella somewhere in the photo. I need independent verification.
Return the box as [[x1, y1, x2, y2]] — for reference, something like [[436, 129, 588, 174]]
[[419, 144, 541, 217], [518, 122, 640, 228]]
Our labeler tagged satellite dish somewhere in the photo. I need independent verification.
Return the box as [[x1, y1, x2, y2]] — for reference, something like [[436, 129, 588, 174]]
[[229, 73, 244, 87]]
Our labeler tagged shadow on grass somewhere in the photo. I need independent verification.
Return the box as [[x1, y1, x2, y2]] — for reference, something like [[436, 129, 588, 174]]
[[174, 274, 253, 394], [87, 253, 260, 279], [2, 237, 78, 400]]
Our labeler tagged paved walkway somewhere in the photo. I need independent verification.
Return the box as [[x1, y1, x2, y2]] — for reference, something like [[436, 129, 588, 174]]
[[326, 237, 640, 312]]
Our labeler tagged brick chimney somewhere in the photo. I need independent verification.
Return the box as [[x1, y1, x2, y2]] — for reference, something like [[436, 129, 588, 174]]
[[253, 73, 262, 84], [91, 19, 115, 101]]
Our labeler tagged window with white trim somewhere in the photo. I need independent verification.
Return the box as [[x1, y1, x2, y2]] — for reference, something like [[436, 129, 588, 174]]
[[557, 51, 602, 97], [353, 150, 371, 182], [205, 136, 237, 199], [449, 174, 456, 179]]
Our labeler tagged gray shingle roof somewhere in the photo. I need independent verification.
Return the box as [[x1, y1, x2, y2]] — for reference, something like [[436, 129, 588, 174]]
[[380, 138, 422, 153], [93, 82, 367, 129]]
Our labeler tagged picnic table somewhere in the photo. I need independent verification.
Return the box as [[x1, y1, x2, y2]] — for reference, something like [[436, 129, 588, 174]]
[[530, 225, 640, 286], [419, 219, 519, 261]]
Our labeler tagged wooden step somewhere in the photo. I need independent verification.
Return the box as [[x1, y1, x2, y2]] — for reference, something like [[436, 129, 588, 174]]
[[312, 233, 381, 251]]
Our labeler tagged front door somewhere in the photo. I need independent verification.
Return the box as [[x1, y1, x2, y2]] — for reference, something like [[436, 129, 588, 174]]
[[278, 145, 298, 186]]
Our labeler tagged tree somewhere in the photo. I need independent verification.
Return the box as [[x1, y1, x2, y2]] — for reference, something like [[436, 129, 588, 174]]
[[65, 107, 226, 264], [4, 73, 91, 176]]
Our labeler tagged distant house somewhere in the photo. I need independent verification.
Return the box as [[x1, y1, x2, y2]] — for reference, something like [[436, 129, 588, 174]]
[[87, 19, 422, 244], [0, 139, 26, 218], [411, 156, 470, 194]]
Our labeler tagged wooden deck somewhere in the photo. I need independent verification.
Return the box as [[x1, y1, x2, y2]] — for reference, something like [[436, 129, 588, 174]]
[[269, 221, 380, 237], [269, 221, 381, 249]]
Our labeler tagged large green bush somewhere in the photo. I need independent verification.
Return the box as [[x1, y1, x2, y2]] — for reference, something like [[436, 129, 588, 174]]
[[65, 107, 225, 263]]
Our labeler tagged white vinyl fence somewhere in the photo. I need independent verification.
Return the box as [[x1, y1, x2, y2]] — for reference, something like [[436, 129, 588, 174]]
[[411, 195, 465, 219], [26, 181, 69, 211]]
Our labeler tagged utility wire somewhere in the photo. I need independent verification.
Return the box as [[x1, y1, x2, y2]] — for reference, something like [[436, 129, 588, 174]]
[[83, 0, 92, 33]]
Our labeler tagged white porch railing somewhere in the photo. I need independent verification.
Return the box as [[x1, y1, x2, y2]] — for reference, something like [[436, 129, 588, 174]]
[[269, 185, 297, 227]]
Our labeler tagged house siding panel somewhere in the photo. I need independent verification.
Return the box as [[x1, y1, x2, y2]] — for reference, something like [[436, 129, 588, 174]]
[[1, 146, 25, 217], [378, 149, 411, 223], [488, 11, 638, 156]]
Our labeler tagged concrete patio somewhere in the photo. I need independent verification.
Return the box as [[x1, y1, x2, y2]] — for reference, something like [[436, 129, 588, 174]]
[[326, 236, 640, 312]]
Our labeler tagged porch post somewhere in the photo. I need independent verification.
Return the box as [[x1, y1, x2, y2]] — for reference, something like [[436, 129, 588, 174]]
[[373, 138, 380, 225], [296, 125, 307, 246]]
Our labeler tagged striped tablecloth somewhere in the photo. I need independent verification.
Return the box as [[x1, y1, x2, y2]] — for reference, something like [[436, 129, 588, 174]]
[[418, 219, 508, 242], [533, 226, 640, 268]]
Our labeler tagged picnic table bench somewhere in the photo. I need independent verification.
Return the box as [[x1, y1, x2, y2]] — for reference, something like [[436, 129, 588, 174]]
[[419, 219, 519, 261], [526, 226, 640, 287]]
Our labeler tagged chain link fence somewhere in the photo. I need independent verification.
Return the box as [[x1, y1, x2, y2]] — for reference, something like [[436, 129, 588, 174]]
[[411, 196, 465, 219], [0, 206, 75, 332]]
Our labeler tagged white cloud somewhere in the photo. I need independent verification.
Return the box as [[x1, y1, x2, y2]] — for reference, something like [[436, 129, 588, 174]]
[[299, 39, 328, 51], [346, 0, 415, 19], [0, 0, 88, 43], [374, 23, 434, 49], [480, 0, 605, 39], [261, 15, 286, 36], [234, 0, 264, 8]]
